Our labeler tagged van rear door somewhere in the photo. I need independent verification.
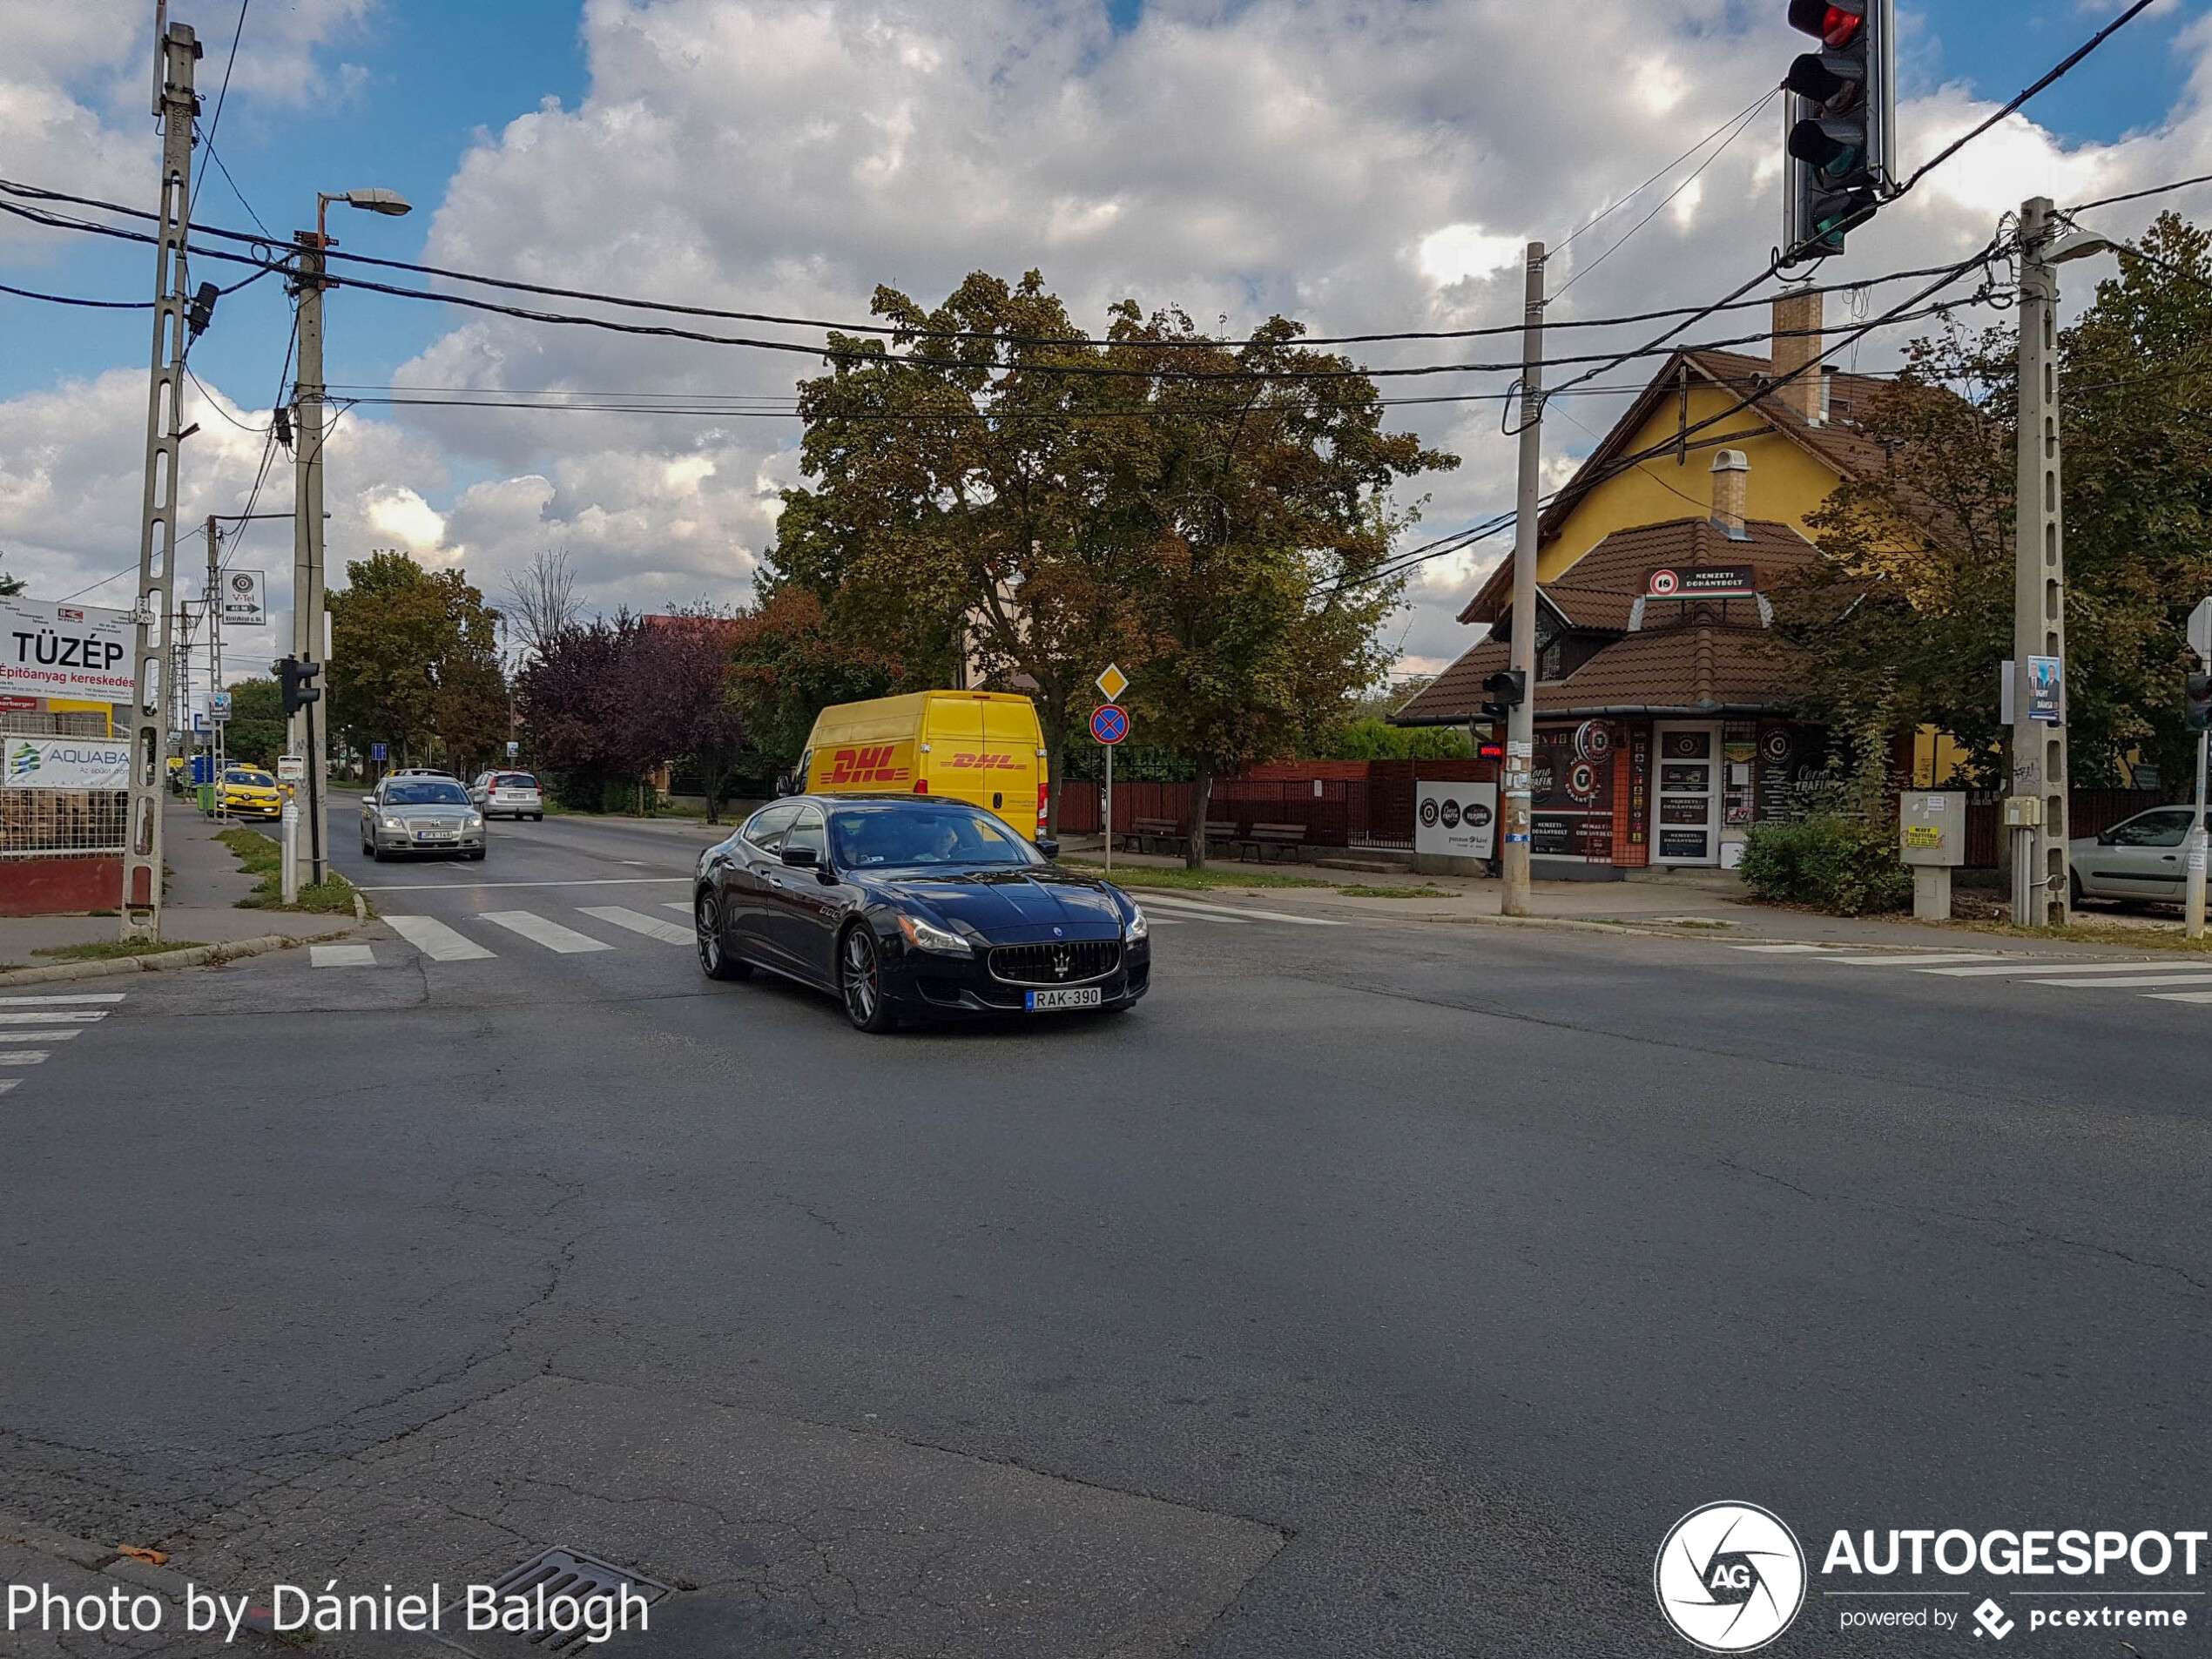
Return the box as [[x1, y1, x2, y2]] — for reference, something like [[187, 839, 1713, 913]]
[[978, 696, 1046, 837]]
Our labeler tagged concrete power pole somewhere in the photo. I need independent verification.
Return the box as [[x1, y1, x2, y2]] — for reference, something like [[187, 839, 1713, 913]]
[[120, 20, 199, 942], [289, 232, 330, 883], [1500, 241, 1547, 917]]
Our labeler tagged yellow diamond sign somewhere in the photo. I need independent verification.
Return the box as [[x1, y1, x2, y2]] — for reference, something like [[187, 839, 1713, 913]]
[[1095, 663, 1129, 701]]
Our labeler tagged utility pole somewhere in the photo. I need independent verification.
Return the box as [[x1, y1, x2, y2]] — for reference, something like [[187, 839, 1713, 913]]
[[120, 19, 199, 942], [1501, 240, 1547, 917], [289, 229, 330, 883], [206, 515, 226, 787], [2009, 199, 2114, 927]]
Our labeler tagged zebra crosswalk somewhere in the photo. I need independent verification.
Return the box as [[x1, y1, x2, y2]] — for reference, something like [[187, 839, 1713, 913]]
[[1727, 944, 2212, 1006], [326, 891, 1339, 969], [0, 992, 127, 1095]]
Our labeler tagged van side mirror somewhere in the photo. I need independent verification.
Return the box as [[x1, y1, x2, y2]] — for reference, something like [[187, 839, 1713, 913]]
[[1035, 837, 1060, 860]]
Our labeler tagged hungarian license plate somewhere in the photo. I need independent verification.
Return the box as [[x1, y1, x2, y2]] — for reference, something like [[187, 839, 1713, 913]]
[[415, 830, 457, 842], [1024, 987, 1102, 1012]]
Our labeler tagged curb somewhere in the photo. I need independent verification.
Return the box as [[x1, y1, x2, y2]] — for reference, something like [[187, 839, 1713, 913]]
[[0, 930, 346, 987]]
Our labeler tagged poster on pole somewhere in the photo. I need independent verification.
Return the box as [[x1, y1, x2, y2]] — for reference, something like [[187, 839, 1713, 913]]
[[3, 734, 132, 790], [0, 596, 134, 703], [1414, 780, 1498, 860], [218, 570, 266, 627], [2027, 655, 2063, 724]]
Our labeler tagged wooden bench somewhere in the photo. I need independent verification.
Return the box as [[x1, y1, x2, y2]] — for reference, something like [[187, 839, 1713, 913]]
[[1244, 822, 1311, 862], [1204, 819, 1244, 856], [1121, 816, 1187, 856]]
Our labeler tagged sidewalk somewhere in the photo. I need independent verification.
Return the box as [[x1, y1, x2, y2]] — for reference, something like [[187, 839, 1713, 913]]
[[1058, 839, 2168, 957], [0, 802, 362, 968]]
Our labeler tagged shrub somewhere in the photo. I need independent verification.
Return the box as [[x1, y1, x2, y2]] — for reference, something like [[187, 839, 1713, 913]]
[[1737, 813, 1914, 915]]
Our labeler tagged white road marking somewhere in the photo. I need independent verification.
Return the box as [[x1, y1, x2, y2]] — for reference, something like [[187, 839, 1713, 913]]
[[2031, 973, 2212, 989], [0, 993, 126, 1007], [0, 1052, 51, 1065], [1923, 960, 2175, 977], [1135, 894, 1343, 927], [355, 878, 691, 892], [385, 914, 496, 961], [0, 1010, 106, 1024], [1729, 943, 1829, 953], [310, 944, 377, 968], [577, 905, 692, 945], [0, 1028, 82, 1042], [1817, 954, 2005, 967], [2147, 990, 2212, 1003], [477, 910, 614, 954], [0, 1079, 18, 1094]]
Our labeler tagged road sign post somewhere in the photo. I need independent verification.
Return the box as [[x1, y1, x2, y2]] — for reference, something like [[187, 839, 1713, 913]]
[[2188, 598, 2212, 939], [1090, 697, 1130, 875]]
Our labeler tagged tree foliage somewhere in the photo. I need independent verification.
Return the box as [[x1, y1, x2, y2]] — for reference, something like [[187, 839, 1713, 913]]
[[725, 586, 904, 772], [327, 551, 509, 772], [220, 675, 286, 768], [1773, 212, 2212, 790]]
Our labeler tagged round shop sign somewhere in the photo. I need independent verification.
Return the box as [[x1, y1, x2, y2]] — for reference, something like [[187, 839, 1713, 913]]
[[1760, 728, 1792, 764], [1649, 568, 1681, 597], [1568, 759, 1600, 802], [1440, 799, 1461, 829], [1466, 801, 1493, 828], [1575, 719, 1614, 761], [1420, 798, 1440, 828]]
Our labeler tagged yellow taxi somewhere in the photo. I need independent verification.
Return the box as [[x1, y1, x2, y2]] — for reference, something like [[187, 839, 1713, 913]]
[[218, 765, 284, 819]]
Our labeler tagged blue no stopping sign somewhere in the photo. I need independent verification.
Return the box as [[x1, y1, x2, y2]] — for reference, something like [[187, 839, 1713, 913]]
[[1090, 704, 1130, 745]]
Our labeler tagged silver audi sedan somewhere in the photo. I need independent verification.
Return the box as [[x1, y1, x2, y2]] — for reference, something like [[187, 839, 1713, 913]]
[[361, 775, 487, 861]]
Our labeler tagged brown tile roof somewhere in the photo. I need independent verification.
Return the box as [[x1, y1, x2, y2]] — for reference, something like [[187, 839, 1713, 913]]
[[1455, 346, 1898, 624]]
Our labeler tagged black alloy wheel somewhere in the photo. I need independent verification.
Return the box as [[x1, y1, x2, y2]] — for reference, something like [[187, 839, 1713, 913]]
[[840, 924, 895, 1034], [695, 889, 748, 981]]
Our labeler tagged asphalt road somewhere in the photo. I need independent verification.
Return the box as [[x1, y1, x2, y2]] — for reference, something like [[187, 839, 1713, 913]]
[[3, 802, 2208, 1656]]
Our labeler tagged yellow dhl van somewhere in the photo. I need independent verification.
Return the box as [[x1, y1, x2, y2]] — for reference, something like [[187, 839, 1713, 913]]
[[799, 691, 1049, 840]]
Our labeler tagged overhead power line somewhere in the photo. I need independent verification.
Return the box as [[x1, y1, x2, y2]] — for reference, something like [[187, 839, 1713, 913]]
[[2066, 172, 2212, 217]]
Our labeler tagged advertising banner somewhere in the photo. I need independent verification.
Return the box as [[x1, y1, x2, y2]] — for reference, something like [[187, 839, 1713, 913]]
[[3, 734, 132, 790], [0, 596, 134, 703], [1415, 780, 1498, 860], [218, 570, 266, 627]]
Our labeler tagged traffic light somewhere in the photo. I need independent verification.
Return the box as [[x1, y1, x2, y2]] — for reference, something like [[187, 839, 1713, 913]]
[[1479, 669, 1526, 724], [1781, 0, 1894, 263], [2187, 672, 2212, 732], [278, 656, 321, 717]]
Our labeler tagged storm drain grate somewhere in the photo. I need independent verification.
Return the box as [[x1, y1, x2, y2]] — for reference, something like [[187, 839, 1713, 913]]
[[486, 1547, 674, 1651]]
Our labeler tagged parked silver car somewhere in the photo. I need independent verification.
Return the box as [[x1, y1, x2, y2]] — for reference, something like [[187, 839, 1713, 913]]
[[361, 776, 486, 861], [2068, 806, 2202, 908], [470, 768, 545, 820]]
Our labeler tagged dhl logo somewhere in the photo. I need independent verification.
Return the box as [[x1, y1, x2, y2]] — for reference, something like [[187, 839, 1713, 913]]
[[824, 745, 908, 785], [945, 752, 1019, 770]]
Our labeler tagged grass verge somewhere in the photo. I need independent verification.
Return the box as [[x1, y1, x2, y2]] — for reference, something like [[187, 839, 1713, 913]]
[[32, 939, 207, 961], [216, 826, 368, 915], [1335, 885, 1450, 899], [1964, 918, 2212, 953], [1062, 859, 1332, 892]]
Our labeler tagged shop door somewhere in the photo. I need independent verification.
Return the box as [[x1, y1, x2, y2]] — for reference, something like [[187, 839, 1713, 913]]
[[1652, 724, 1721, 866]]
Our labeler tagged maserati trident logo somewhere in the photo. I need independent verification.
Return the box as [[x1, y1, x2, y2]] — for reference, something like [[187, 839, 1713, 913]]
[[1655, 1502, 1805, 1652], [1051, 946, 1073, 980]]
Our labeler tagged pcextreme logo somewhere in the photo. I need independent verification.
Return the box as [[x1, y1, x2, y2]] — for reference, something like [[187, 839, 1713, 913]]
[[1655, 1502, 1807, 1653], [823, 745, 907, 786], [944, 752, 1019, 770]]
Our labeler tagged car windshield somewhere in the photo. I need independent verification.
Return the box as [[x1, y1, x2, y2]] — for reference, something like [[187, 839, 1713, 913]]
[[225, 770, 273, 786], [383, 781, 470, 806], [495, 773, 539, 789], [830, 806, 1040, 869]]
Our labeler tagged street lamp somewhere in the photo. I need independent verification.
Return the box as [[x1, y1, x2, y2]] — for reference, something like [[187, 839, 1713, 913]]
[[291, 185, 411, 884]]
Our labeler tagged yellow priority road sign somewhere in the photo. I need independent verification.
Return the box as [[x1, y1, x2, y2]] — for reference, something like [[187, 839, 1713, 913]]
[[1095, 663, 1128, 702]]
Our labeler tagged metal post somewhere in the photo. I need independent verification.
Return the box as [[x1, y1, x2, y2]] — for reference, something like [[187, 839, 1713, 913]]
[[2012, 198, 2072, 927], [207, 516, 225, 786], [1101, 743, 1115, 885], [280, 799, 300, 906], [120, 20, 198, 942], [289, 230, 330, 882], [2187, 729, 2209, 941], [1501, 240, 1547, 916]]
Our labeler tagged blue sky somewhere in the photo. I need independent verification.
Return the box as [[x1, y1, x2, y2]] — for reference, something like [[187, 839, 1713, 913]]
[[2, 0, 2203, 668]]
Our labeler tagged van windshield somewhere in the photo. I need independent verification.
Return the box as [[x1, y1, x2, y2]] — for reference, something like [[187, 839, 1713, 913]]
[[829, 806, 1039, 869]]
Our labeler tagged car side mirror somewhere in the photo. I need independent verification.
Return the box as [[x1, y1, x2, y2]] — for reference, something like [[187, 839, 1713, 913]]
[[779, 844, 819, 868], [2098, 832, 2115, 846], [1035, 837, 1061, 860]]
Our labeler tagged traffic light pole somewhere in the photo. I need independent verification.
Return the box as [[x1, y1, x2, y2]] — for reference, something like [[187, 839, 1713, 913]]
[[2188, 728, 2208, 941], [289, 230, 330, 883], [1501, 240, 1546, 917], [120, 19, 199, 943]]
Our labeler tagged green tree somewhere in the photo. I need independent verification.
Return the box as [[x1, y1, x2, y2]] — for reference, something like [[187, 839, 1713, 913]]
[[1773, 212, 2212, 792], [725, 587, 904, 772], [327, 551, 509, 773], [221, 676, 287, 767]]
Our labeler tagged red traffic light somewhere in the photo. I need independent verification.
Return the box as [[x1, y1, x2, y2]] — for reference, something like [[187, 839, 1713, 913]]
[[1789, 0, 1864, 48]]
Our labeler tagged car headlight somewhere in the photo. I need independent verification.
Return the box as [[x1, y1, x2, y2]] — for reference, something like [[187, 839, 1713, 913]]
[[1123, 903, 1149, 941], [895, 913, 973, 955], [465, 813, 483, 829], [381, 816, 404, 831]]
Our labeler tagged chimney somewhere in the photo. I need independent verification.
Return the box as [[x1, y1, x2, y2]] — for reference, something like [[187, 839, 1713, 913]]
[[1769, 289, 1823, 424], [1710, 448, 1750, 541]]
